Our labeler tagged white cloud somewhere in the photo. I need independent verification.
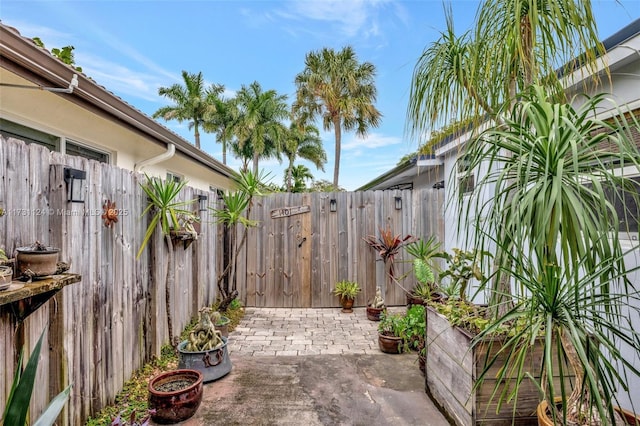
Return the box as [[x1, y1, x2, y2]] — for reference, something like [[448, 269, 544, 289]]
[[343, 132, 402, 151], [272, 0, 405, 40]]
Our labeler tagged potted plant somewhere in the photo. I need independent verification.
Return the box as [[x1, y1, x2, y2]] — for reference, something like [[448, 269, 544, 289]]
[[377, 311, 406, 354], [404, 236, 443, 305], [137, 174, 197, 347], [178, 307, 232, 383], [15, 241, 60, 279], [363, 226, 415, 297], [438, 248, 486, 302], [366, 286, 386, 321], [462, 87, 640, 424], [148, 369, 203, 424], [333, 280, 360, 313]]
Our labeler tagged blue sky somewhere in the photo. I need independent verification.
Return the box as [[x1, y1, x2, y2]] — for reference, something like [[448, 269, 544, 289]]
[[2, 1, 639, 190]]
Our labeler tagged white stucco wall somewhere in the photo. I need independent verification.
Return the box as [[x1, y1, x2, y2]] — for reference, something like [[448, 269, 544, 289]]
[[0, 69, 233, 191]]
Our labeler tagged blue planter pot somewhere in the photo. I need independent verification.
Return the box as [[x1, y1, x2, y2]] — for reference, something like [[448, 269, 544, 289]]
[[178, 336, 232, 383]]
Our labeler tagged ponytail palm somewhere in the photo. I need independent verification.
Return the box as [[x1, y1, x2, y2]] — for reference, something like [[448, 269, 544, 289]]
[[464, 86, 640, 424]]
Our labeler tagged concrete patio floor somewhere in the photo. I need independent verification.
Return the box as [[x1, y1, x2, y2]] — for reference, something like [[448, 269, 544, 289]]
[[177, 307, 451, 426]]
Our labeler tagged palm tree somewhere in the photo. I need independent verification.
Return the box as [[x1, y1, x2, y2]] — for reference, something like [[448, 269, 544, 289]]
[[153, 70, 224, 149], [203, 96, 238, 165], [283, 121, 327, 191], [287, 164, 314, 193], [293, 46, 382, 187], [233, 81, 289, 174], [407, 0, 608, 311]]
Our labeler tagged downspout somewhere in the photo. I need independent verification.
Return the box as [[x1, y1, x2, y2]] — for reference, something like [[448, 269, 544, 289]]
[[135, 143, 175, 172]]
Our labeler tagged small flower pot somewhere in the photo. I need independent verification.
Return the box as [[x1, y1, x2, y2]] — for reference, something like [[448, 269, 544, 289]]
[[148, 369, 203, 424], [340, 296, 355, 313], [215, 315, 231, 338], [366, 306, 385, 321], [378, 332, 403, 354]]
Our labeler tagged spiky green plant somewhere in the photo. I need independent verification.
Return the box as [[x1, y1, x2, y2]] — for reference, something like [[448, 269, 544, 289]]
[[3, 329, 71, 426], [138, 174, 197, 346]]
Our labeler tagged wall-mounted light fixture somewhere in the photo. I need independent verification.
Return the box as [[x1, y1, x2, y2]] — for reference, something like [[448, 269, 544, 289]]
[[329, 198, 337, 212], [433, 180, 445, 190], [198, 194, 209, 212], [64, 167, 86, 203], [394, 196, 402, 210]]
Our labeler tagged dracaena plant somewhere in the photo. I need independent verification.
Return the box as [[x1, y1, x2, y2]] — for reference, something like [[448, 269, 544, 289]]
[[462, 85, 640, 424], [363, 226, 415, 293]]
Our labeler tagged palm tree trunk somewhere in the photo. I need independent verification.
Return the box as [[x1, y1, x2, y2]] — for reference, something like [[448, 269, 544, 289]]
[[165, 234, 175, 347], [253, 152, 259, 176], [333, 117, 342, 187], [194, 125, 201, 149], [222, 140, 227, 165], [286, 159, 294, 191]]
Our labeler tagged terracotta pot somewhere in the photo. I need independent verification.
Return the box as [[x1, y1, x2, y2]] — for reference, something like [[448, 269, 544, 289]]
[[15, 246, 60, 277], [406, 294, 427, 309], [215, 316, 230, 337], [340, 296, 355, 313], [148, 369, 203, 424], [537, 398, 640, 425], [366, 306, 385, 321], [378, 332, 403, 354]]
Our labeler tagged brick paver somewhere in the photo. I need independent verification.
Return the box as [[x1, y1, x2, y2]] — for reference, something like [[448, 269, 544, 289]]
[[227, 306, 405, 356]]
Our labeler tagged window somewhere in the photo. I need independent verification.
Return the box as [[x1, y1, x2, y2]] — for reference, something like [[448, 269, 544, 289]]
[[1, 119, 110, 163], [585, 175, 639, 240], [166, 172, 183, 183], [0, 119, 59, 151], [66, 140, 110, 163], [457, 155, 474, 195]]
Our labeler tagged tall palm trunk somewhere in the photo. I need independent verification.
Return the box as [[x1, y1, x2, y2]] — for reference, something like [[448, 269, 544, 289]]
[[252, 152, 259, 176], [222, 141, 227, 165], [165, 234, 175, 347], [194, 125, 201, 149], [333, 116, 342, 187]]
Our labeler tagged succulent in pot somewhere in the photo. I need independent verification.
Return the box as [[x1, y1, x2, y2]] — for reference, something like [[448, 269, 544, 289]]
[[177, 307, 232, 383], [333, 280, 361, 313], [15, 241, 60, 279]]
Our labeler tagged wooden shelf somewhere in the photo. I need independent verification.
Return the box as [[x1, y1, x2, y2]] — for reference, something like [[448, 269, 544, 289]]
[[0, 273, 81, 321]]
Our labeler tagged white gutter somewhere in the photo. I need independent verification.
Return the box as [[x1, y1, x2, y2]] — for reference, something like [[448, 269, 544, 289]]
[[135, 143, 175, 172]]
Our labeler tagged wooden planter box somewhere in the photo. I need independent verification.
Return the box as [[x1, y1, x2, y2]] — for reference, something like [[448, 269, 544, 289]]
[[425, 305, 570, 426]]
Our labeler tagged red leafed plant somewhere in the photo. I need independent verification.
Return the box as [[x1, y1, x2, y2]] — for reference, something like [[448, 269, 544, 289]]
[[363, 226, 415, 281]]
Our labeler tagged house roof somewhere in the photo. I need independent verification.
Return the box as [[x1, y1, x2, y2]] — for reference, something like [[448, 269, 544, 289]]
[[0, 23, 235, 179], [360, 18, 640, 191]]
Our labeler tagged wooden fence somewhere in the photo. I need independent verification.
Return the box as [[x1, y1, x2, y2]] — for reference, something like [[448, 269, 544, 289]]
[[0, 137, 219, 424], [0, 136, 444, 424], [236, 189, 444, 308]]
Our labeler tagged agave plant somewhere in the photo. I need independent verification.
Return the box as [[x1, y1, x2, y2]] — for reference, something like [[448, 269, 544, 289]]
[[463, 85, 640, 424], [3, 329, 71, 426]]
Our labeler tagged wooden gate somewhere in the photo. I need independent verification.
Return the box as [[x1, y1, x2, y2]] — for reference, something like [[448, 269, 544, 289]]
[[237, 189, 443, 308]]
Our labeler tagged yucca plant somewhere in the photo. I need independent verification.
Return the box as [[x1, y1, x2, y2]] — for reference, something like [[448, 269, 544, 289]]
[[138, 174, 197, 346], [463, 85, 640, 424], [3, 329, 71, 426], [210, 170, 267, 311]]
